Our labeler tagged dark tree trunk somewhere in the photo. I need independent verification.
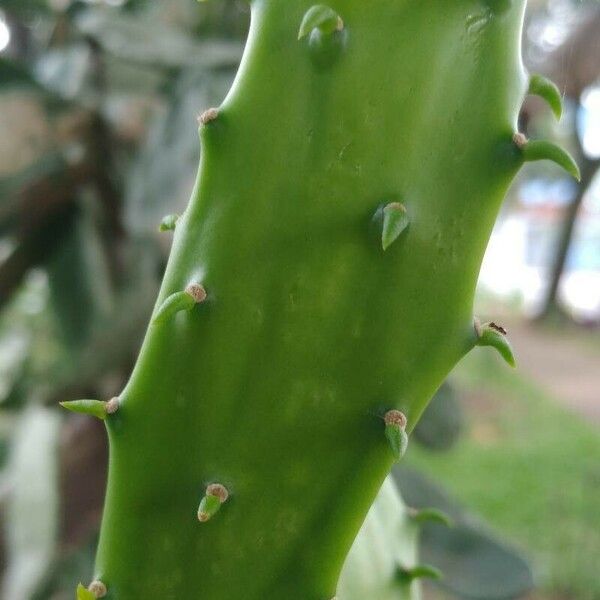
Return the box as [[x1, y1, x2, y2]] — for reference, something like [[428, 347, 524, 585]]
[[537, 156, 599, 320]]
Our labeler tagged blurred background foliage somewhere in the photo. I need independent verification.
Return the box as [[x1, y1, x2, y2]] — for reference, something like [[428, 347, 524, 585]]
[[0, 1, 598, 599]]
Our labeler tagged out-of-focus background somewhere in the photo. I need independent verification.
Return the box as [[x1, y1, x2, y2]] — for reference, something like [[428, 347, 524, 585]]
[[0, 1, 598, 599]]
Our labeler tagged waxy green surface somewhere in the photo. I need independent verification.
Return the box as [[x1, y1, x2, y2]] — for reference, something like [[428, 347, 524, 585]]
[[94, 1, 529, 597]]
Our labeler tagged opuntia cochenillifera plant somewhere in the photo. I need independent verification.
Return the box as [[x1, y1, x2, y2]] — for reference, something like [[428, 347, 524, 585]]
[[63, 0, 578, 598]]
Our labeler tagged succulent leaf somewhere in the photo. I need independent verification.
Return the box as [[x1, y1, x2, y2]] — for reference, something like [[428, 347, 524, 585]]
[[397, 564, 443, 583], [197, 484, 229, 523], [409, 507, 453, 528], [474, 320, 516, 368], [159, 214, 179, 232], [298, 5, 343, 40], [152, 284, 206, 325], [528, 74, 563, 120], [76, 584, 96, 600], [60, 400, 110, 420], [381, 203, 410, 251], [518, 137, 580, 181]]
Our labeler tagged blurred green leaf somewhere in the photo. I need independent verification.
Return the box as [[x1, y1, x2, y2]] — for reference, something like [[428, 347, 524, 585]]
[[0, 57, 42, 90], [395, 467, 535, 600], [46, 206, 114, 351], [0, 327, 31, 405], [35, 45, 92, 101], [32, 528, 98, 599], [0, 0, 50, 17], [0, 154, 69, 235], [125, 66, 237, 234], [76, 8, 242, 70], [0, 57, 68, 113], [35, 241, 158, 400], [1, 406, 62, 600], [413, 381, 464, 452], [337, 477, 418, 600], [76, 582, 96, 600]]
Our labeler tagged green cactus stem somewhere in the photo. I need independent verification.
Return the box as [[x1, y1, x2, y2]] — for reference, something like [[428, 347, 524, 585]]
[[528, 73, 563, 120], [60, 397, 119, 420], [67, 1, 570, 598], [513, 133, 580, 181], [474, 318, 516, 367]]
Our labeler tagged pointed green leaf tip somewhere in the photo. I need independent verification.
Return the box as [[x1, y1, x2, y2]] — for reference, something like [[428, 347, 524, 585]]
[[60, 398, 119, 420], [159, 214, 179, 232], [198, 483, 229, 522], [384, 410, 409, 461], [409, 507, 453, 527], [514, 133, 580, 182], [381, 202, 410, 251], [152, 283, 207, 325], [76, 581, 107, 599], [528, 74, 563, 120], [397, 564, 443, 583], [77, 584, 96, 600], [474, 319, 516, 368], [298, 5, 344, 40]]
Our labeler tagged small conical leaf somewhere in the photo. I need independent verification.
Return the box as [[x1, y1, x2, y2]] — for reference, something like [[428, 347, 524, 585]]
[[528, 74, 563, 120], [475, 321, 516, 368], [410, 507, 453, 527], [298, 5, 343, 40], [77, 584, 96, 600], [521, 140, 580, 181], [60, 400, 108, 420], [198, 494, 222, 522], [397, 564, 443, 583], [385, 424, 409, 461], [159, 214, 179, 232], [152, 290, 197, 325], [197, 484, 229, 522], [382, 202, 410, 250]]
